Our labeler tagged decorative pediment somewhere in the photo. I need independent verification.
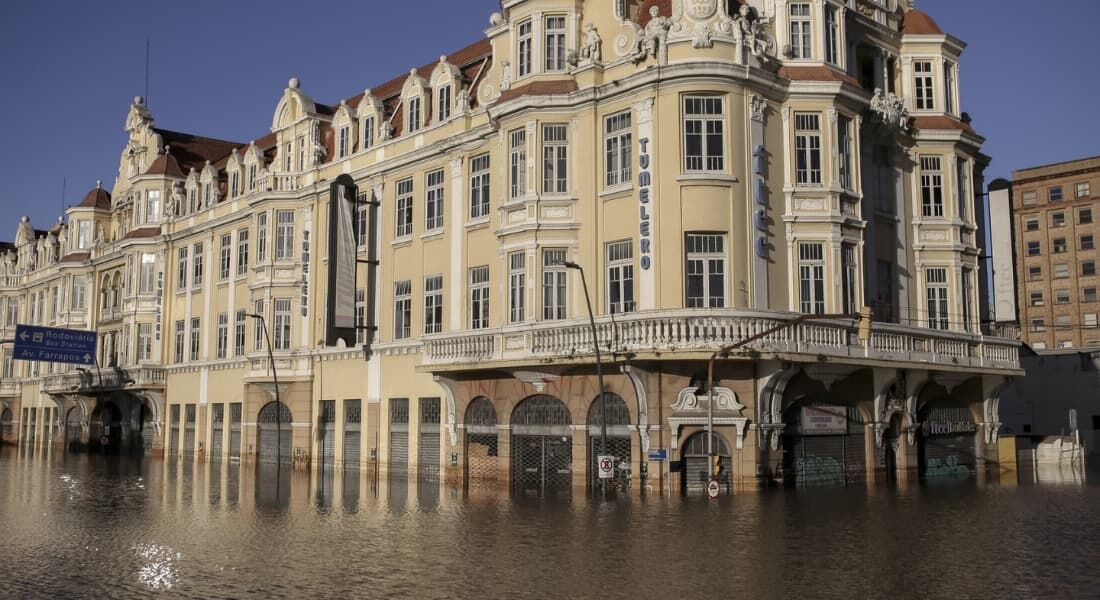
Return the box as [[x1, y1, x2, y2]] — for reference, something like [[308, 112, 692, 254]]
[[358, 88, 383, 115], [271, 77, 318, 131], [401, 68, 430, 98], [671, 386, 745, 414], [333, 100, 356, 125], [225, 148, 242, 171], [430, 55, 461, 88]]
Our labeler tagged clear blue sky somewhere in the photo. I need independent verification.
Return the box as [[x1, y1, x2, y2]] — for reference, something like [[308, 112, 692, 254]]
[[1, 0, 1096, 232]]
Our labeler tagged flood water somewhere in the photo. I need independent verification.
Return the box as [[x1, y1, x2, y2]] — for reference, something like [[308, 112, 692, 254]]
[[1, 446, 1098, 599]]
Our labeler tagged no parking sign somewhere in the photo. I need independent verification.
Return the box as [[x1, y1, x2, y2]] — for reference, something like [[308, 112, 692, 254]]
[[598, 455, 614, 479], [706, 478, 721, 500]]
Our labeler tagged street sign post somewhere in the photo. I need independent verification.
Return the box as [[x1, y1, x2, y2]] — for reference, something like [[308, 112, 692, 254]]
[[12, 325, 97, 366], [598, 455, 614, 480]]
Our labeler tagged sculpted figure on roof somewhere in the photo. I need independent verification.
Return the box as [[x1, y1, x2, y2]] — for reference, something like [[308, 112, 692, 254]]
[[870, 88, 910, 131], [636, 6, 672, 64], [579, 23, 602, 63], [733, 4, 774, 58]]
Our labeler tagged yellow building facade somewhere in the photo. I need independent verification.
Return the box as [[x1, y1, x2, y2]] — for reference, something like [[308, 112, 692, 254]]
[[0, 0, 1021, 494]]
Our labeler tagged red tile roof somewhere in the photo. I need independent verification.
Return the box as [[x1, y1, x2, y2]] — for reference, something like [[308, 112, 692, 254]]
[[778, 66, 861, 88], [902, 9, 944, 35], [498, 79, 579, 104], [59, 251, 90, 264], [146, 152, 185, 178], [154, 128, 243, 173], [911, 115, 975, 134], [122, 227, 161, 240], [78, 185, 111, 209]]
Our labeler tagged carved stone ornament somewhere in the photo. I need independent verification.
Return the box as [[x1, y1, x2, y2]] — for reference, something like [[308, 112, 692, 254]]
[[500, 60, 513, 91], [870, 88, 910, 131], [379, 119, 394, 142], [750, 94, 767, 122], [671, 386, 745, 413], [728, 5, 775, 59], [685, 0, 718, 20], [579, 23, 603, 64], [634, 6, 672, 65], [311, 120, 326, 164]]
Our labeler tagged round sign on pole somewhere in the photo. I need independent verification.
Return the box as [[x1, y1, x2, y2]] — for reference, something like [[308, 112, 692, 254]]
[[598, 455, 614, 480], [706, 478, 720, 500]]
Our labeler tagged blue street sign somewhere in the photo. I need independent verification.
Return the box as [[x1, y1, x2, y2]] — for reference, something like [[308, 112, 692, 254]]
[[647, 448, 668, 462], [12, 324, 98, 366]]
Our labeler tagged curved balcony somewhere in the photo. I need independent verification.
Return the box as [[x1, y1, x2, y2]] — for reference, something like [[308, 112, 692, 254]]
[[41, 365, 165, 395], [422, 309, 1021, 372]]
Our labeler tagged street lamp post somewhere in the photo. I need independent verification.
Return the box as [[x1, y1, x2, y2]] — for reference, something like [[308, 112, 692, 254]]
[[248, 313, 282, 463], [562, 261, 608, 488]]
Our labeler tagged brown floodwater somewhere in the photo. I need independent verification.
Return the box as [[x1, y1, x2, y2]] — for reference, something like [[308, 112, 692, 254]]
[[0, 445, 1097, 599]]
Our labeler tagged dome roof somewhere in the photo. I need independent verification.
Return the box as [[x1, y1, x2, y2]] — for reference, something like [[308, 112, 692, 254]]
[[902, 9, 944, 35], [78, 182, 111, 210]]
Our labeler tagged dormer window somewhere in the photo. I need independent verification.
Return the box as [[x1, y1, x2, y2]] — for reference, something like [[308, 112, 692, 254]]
[[914, 60, 935, 110], [297, 135, 306, 170], [248, 165, 257, 191], [230, 171, 240, 198], [518, 20, 533, 77], [408, 96, 422, 133], [189, 187, 198, 214], [437, 85, 452, 122], [789, 4, 812, 59], [363, 116, 375, 149], [283, 141, 293, 171], [545, 16, 567, 72], [203, 183, 212, 205], [338, 126, 350, 158]]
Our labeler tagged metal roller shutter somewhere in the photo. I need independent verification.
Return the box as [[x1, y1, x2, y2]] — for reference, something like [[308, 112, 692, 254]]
[[210, 404, 224, 461], [389, 399, 409, 474], [419, 398, 441, 477], [168, 405, 180, 456], [257, 402, 293, 464], [319, 400, 336, 468], [229, 403, 242, 460], [183, 404, 196, 457], [343, 400, 361, 468], [920, 407, 978, 480]]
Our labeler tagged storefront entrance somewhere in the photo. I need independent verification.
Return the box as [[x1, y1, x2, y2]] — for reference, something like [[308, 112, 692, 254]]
[[257, 401, 293, 464], [511, 395, 573, 498]]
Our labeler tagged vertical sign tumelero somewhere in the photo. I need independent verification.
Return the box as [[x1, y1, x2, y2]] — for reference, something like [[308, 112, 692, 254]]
[[635, 98, 656, 310], [326, 174, 358, 346]]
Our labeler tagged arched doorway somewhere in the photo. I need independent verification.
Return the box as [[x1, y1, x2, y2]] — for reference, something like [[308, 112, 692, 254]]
[[465, 396, 498, 484], [511, 394, 573, 497], [587, 393, 632, 491], [66, 406, 84, 452], [257, 401, 293, 464], [917, 400, 978, 480], [681, 431, 732, 494], [782, 400, 867, 488], [90, 402, 122, 454], [1, 408, 12, 445], [883, 413, 904, 482]]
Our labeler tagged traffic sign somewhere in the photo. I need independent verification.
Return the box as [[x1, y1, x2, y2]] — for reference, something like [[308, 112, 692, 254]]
[[12, 324, 98, 366], [598, 455, 614, 479], [647, 448, 668, 462], [706, 478, 721, 500]]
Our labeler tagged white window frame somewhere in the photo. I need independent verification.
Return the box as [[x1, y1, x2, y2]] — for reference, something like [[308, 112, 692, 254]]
[[509, 251, 526, 323], [469, 266, 490, 329], [234, 310, 246, 356], [798, 242, 826, 315], [517, 20, 533, 78], [542, 124, 568, 194], [362, 116, 375, 150], [837, 115, 853, 190], [470, 154, 491, 220], [237, 229, 249, 275], [824, 4, 840, 66], [216, 313, 229, 359], [257, 212, 268, 263], [139, 253, 156, 294], [920, 156, 944, 218], [219, 234, 232, 280], [338, 126, 350, 158], [189, 317, 201, 360], [841, 243, 858, 315], [275, 210, 295, 260], [394, 280, 412, 339], [789, 3, 813, 60], [396, 178, 414, 238], [925, 268, 949, 330], [914, 60, 936, 111], [191, 243, 203, 289], [795, 113, 822, 185], [683, 96, 725, 173], [606, 240, 635, 314], [424, 275, 444, 334], [273, 298, 292, 350], [407, 96, 421, 133], [544, 15, 566, 72], [542, 249, 567, 321], [685, 233, 727, 308], [509, 129, 527, 199], [605, 112, 632, 188], [425, 169, 445, 231]]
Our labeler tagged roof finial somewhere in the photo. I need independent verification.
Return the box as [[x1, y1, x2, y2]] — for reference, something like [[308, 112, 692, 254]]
[[96, 180, 102, 190], [288, 77, 300, 89], [164, 144, 171, 155]]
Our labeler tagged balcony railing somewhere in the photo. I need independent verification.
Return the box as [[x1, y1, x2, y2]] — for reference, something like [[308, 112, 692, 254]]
[[256, 172, 301, 193], [41, 365, 166, 395], [0, 380, 21, 397], [423, 309, 1021, 371]]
